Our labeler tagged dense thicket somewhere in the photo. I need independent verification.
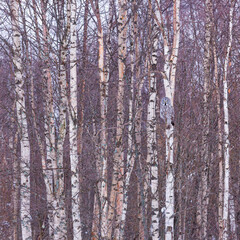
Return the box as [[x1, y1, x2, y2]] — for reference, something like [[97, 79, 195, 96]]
[[0, 0, 240, 239]]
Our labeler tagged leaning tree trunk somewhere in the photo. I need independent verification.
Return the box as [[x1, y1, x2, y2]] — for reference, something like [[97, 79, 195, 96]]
[[11, 1, 32, 239], [69, 0, 82, 239]]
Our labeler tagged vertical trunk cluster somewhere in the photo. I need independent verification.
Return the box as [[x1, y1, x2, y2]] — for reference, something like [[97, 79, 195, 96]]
[[39, 0, 56, 237], [11, 1, 32, 239], [89, 0, 108, 238], [69, 0, 82, 239], [119, 1, 139, 237]]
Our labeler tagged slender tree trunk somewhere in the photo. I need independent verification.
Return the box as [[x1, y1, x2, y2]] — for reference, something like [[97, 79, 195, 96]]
[[163, 1, 180, 239], [222, 2, 234, 239], [89, 0, 109, 237], [213, 35, 224, 240], [53, 2, 71, 239], [119, 2, 138, 237], [198, 1, 213, 238], [78, 2, 89, 236], [97, 4, 108, 238], [40, 0, 55, 237], [147, 2, 159, 237], [12, 133, 19, 240], [229, 194, 237, 239], [107, 1, 127, 238], [69, 0, 82, 239], [11, 1, 32, 239]]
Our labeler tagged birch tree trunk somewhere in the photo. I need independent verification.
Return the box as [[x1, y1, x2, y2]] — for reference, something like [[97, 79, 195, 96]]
[[222, 2, 234, 239], [11, 1, 32, 239], [89, 0, 108, 238], [162, 1, 180, 239], [97, 2, 108, 238], [69, 0, 82, 239], [147, 3, 159, 237], [107, 0, 127, 238], [12, 134, 19, 240], [199, 1, 212, 238], [40, 0, 56, 237], [52, 2, 71, 239], [213, 36, 224, 240]]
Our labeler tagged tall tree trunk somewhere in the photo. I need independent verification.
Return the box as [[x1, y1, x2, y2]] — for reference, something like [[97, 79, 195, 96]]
[[89, 0, 108, 238], [107, 0, 127, 238], [78, 1, 89, 236], [11, 1, 32, 239], [213, 35, 224, 240], [161, 1, 180, 239], [198, 1, 212, 238], [40, 0, 55, 237], [147, 2, 159, 238], [222, 2, 234, 239], [69, 0, 82, 239], [53, 2, 71, 239], [119, 1, 138, 237]]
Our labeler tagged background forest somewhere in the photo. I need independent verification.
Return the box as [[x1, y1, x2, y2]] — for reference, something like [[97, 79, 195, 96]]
[[0, 0, 240, 239]]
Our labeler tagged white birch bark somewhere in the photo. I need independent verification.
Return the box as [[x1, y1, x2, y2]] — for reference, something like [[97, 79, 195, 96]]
[[11, 1, 32, 239], [163, 1, 180, 239], [98, 17, 108, 240], [12, 134, 19, 240], [200, 1, 212, 238], [213, 36, 224, 239], [147, 7, 159, 238], [39, 0, 56, 237], [229, 194, 237, 239], [222, 2, 234, 239], [69, 0, 82, 239], [52, 2, 71, 239]]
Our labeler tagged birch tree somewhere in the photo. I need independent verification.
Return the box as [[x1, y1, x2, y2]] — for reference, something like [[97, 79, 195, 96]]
[[52, 2, 71, 238], [108, 0, 127, 238], [69, 0, 82, 239], [89, 0, 109, 238], [40, 0, 56, 237], [222, 1, 235, 239], [199, 1, 212, 238], [154, 0, 180, 239], [11, 0, 32, 239], [213, 22, 224, 240], [147, 1, 159, 238]]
